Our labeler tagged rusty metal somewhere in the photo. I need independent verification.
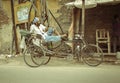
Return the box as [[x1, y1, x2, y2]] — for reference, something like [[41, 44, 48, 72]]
[[49, 10, 64, 34]]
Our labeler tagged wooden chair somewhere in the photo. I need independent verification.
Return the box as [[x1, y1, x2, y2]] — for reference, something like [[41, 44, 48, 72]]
[[96, 29, 111, 53]]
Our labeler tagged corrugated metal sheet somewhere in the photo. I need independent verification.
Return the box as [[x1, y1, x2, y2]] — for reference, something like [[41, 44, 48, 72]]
[[65, 0, 120, 9]]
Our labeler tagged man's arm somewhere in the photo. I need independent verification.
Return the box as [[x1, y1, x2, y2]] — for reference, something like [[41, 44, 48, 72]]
[[39, 24, 48, 32], [30, 25, 34, 33]]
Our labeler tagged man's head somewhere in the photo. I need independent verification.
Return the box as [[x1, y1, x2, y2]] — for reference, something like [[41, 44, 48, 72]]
[[33, 17, 39, 24]]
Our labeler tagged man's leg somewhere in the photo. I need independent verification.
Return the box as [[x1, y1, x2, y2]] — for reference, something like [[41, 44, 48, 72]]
[[45, 35, 61, 42]]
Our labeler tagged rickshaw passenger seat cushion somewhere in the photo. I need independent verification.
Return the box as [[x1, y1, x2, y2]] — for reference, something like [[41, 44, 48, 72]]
[[20, 30, 31, 36]]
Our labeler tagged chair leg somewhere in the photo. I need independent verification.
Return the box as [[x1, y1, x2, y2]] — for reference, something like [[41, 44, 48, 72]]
[[108, 42, 111, 53], [113, 39, 117, 53], [96, 42, 99, 53]]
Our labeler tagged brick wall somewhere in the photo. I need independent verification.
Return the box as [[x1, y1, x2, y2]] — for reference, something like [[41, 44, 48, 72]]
[[57, 2, 120, 44], [85, 4, 120, 44]]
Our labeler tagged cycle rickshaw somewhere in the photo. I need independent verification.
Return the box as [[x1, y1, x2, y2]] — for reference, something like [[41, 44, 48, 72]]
[[21, 0, 103, 67]]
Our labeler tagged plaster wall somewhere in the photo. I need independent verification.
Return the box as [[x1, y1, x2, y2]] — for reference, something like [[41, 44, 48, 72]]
[[0, 0, 58, 53]]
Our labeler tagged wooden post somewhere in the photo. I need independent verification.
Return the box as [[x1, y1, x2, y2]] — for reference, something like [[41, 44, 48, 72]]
[[81, 0, 85, 37], [11, 0, 19, 54], [70, 7, 81, 53]]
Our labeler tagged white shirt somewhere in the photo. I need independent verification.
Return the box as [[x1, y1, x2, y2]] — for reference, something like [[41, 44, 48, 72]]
[[30, 24, 47, 39]]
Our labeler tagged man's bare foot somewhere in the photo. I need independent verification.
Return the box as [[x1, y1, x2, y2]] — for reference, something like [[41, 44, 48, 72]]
[[61, 33, 68, 41]]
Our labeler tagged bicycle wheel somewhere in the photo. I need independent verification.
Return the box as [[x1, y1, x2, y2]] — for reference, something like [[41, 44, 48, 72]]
[[81, 44, 103, 66], [28, 34, 51, 66], [31, 45, 51, 66], [23, 34, 39, 67], [23, 45, 40, 67]]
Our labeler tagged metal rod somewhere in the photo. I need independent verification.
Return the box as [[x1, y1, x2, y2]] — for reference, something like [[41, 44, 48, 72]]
[[49, 10, 64, 34]]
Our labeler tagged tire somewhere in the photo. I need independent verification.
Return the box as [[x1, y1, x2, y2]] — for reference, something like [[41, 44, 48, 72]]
[[81, 44, 103, 66], [24, 34, 51, 67], [23, 45, 40, 67], [31, 45, 51, 66]]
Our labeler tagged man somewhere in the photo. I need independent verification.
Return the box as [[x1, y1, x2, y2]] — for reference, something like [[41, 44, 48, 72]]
[[30, 17, 67, 42]]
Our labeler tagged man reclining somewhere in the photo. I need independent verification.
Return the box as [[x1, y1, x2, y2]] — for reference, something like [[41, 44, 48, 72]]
[[30, 17, 68, 42]]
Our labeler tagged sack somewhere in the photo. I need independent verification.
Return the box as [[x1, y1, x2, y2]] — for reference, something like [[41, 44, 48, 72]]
[[20, 37, 26, 49]]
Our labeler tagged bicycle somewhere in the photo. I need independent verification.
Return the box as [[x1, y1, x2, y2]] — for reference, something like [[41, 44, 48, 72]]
[[73, 34, 103, 66], [23, 31, 103, 67], [22, 0, 103, 67]]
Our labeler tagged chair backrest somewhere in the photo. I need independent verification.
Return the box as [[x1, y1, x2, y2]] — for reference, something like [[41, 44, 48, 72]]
[[96, 29, 110, 42]]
